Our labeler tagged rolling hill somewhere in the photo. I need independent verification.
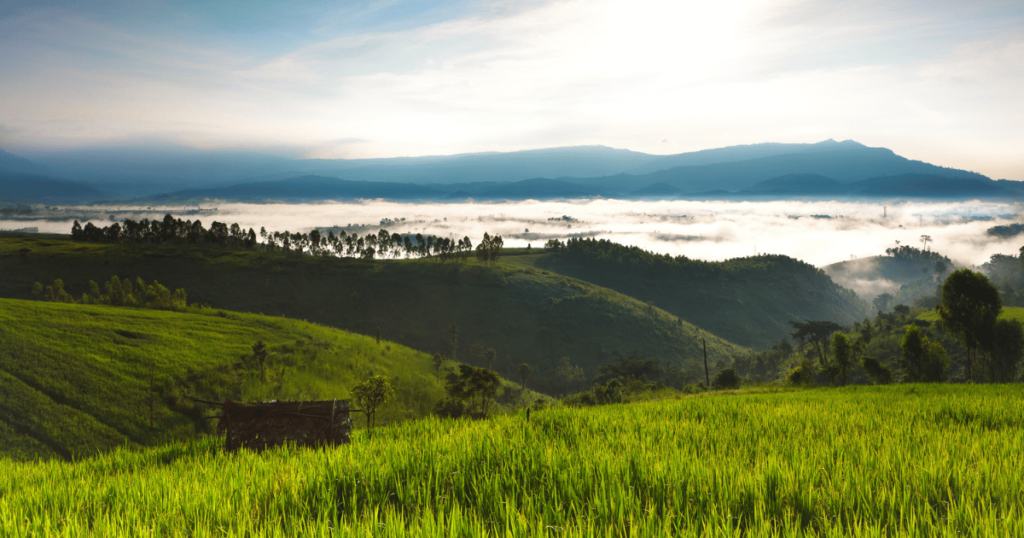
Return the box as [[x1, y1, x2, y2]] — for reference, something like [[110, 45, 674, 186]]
[[0, 235, 748, 396], [507, 240, 869, 348], [0, 298, 454, 461]]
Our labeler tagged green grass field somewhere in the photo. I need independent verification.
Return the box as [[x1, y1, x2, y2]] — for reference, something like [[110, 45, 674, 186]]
[[0, 298, 460, 460], [1, 384, 1020, 537]]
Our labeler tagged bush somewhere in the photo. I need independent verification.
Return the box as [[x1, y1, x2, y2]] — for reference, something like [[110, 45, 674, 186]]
[[712, 368, 740, 390], [432, 398, 466, 419], [861, 356, 893, 385]]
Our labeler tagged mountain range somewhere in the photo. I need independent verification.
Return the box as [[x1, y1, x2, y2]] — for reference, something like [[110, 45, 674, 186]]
[[1, 140, 1019, 204]]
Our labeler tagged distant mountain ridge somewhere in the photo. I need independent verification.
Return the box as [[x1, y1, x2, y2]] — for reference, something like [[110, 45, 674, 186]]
[[2, 139, 1016, 204]]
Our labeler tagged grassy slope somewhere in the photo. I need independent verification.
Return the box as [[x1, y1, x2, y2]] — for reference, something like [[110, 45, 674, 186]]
[[919, 305, 1024, 323], [0, 236, 748, 395], [2, 385, 1021, 536], [503, 250, 867, 349], [0, 298, 460, 461]]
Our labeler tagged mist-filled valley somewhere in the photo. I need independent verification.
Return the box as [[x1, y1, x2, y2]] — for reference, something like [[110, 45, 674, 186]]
[[7, 198, 1023, 268]]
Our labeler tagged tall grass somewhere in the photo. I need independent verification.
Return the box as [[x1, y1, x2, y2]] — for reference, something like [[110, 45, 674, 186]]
[[2, 384, 1021, 536]]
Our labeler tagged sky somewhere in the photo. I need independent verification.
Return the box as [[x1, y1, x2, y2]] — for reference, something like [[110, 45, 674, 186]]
[[1, 0, 1022, 179]]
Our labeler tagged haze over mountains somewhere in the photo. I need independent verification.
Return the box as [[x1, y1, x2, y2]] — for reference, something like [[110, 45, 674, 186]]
[[1, 140, 1020, 204]]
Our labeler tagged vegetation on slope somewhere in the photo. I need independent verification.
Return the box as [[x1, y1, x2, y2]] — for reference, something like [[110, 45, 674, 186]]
[[727, 305, 1024, 388], [2, 385, 1021, 536], [0, 235, 748, 396], [0, 298, 454, 460], [510, 238, 867, 349]]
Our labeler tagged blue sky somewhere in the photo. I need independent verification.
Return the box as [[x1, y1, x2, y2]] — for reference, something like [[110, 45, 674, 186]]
[[1, 0, 1021, 179]]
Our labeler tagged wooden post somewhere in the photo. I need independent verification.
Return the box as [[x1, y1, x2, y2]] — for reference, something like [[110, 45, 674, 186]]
[[703, 338, 710, 388], [149, 359, 154, 430]]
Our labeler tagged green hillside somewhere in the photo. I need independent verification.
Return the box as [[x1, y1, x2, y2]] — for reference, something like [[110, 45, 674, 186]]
[[0, 235, 748, 396], [0, 298, 456, 461], [506, 240, 868, 349]]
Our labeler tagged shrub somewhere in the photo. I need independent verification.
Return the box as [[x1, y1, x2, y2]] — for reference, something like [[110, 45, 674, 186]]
[[712, 368, 740, 390]]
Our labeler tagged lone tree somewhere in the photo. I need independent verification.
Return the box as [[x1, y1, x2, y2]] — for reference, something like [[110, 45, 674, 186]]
[[790, 321, 842, 367], [830, 332, 854, 386], [251, 340, 270, 381], [518, 363, 532, 391], [351, 375, 395, 430], [938, 269, 1001, 381]]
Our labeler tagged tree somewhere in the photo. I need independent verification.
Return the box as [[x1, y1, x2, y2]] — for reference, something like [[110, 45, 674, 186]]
[[432, 353, 444, 373], [251, 340, 270, 381], [989, 319, 1023, 382], [900, 325, 946, 382], [789, 321, 842, 367], [861, 356, 892, 385], [830, 332, 853, 386], [554, 356, 586, 393], [873, 293, 894, 314], [518, 363, 532, 390], [351, 375, 394, 430], [439, 365, 501, 418], [712, 368, 740, 389], [938, 269, 1001, 381]]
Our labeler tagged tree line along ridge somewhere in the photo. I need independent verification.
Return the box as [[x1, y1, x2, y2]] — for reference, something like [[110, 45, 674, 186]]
[[70, 215, 505, 262]]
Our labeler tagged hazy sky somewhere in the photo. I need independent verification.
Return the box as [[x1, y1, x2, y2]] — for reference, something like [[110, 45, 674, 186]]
[[1, 0, 1022, 179]]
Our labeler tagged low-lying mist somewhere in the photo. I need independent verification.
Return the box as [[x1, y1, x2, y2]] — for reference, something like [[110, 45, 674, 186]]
[[7, 199, 1024, 268]]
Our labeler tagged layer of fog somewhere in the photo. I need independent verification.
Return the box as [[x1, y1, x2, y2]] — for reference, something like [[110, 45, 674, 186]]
[[7, 199, 1024, 269]]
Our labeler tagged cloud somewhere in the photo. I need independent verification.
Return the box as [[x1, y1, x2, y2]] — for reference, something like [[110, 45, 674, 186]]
[[0, 0, 1022, 179], [24, 199, 1017, 273]]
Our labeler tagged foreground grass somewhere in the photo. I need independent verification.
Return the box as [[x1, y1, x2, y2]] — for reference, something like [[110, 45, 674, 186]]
[[2, 384, 1021, 536]]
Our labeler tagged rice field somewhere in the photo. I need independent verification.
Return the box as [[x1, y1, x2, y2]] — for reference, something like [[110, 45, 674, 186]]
[[2, 384, 1022, 537]]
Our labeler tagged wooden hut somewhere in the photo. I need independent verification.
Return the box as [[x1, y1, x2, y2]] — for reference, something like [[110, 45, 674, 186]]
[[211, 399, 354, 452]]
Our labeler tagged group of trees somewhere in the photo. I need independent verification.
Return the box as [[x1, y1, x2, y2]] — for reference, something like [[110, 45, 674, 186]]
[[725, 268, 1023, 387], [32, 276, 188, 311], [884, 243, 949, 263], [72, 215, 258, 248], [433, 365, 503, 418], [70, 215, 503, 263]]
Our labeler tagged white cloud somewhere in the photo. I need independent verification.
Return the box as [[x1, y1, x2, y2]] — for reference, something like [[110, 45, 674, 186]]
[[0, 0, 1022, 179]]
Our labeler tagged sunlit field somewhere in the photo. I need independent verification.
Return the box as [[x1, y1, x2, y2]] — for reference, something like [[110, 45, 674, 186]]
[[3, 384, 1022, 537]]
